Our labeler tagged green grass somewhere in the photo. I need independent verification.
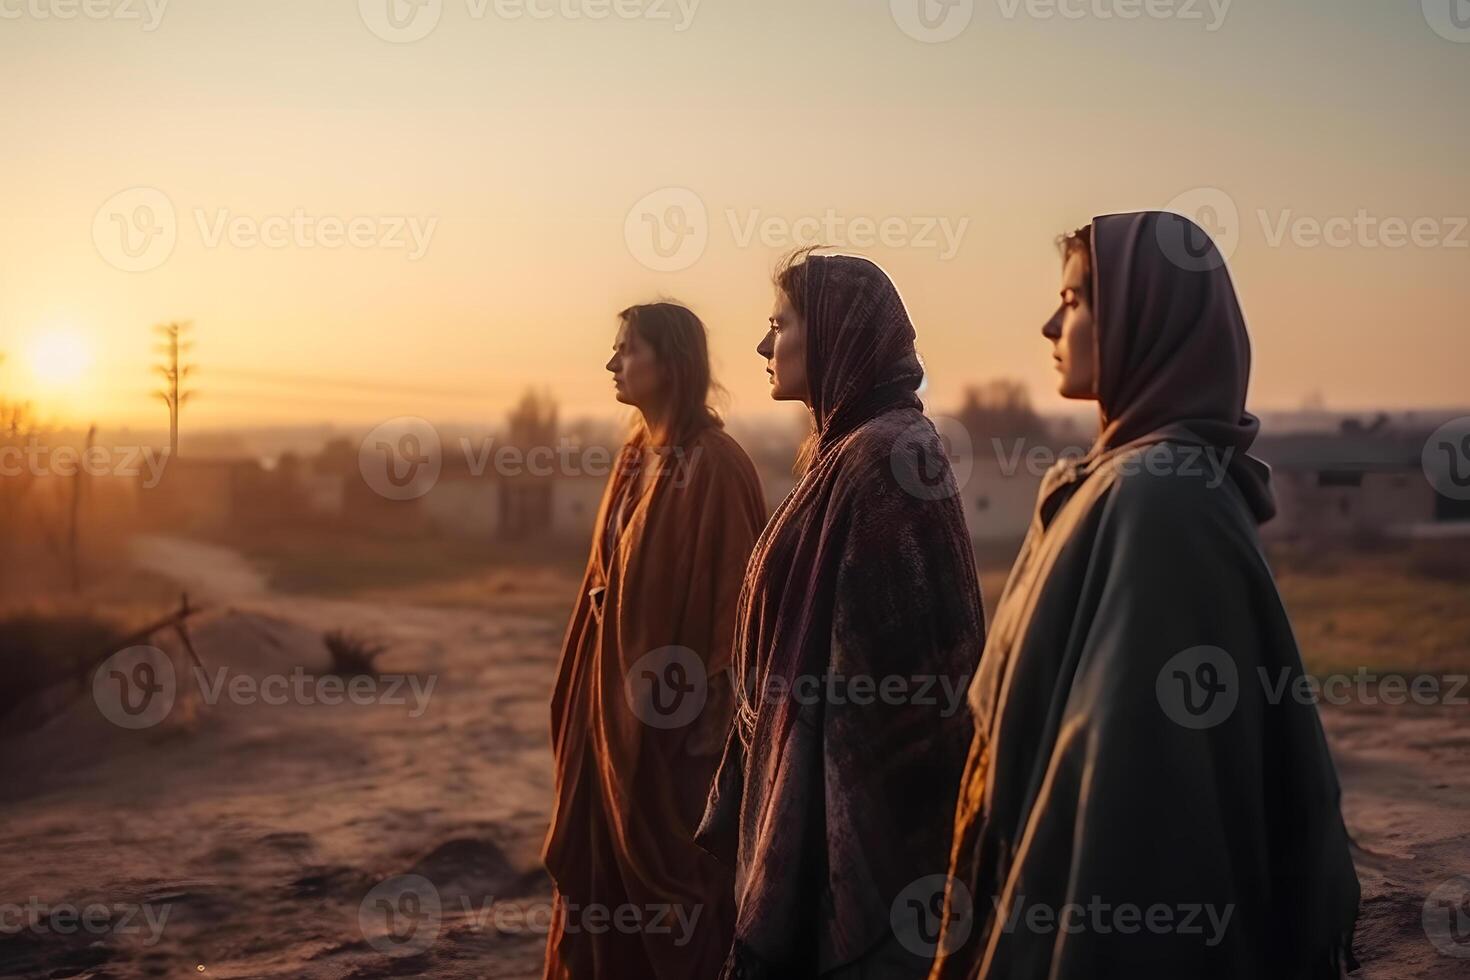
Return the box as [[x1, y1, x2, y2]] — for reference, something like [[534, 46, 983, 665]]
[[204, 523, 586, 597], [973, 537, 1470, 675], [1270, 540, 1470, 675]]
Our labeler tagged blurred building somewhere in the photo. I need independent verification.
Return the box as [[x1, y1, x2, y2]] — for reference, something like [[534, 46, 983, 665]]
[[1254, 429, 1461, 539]]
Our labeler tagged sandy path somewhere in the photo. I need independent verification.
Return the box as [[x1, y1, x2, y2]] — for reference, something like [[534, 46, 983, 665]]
[[1, 536, 1466, 978], [2, 537, 563, 979]]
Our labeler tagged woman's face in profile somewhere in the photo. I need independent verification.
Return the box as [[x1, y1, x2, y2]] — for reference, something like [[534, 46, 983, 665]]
[[757, 289, 810, 404], [1042, 251, 1098, 400], [606, 321, 663, 410]]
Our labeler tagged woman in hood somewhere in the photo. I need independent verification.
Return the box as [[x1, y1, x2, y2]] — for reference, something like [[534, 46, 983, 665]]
[[927, 212, 1360, 979], [697, 252, 987, 978], [542, 302, 766, 979]]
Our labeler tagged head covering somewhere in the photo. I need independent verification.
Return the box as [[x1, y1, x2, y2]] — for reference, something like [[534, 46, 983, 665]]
[[698, 254, 983, 975], [928, 213, 1357, 980], [801, 254, 924, 450], [1088, 210, 1276, 521]]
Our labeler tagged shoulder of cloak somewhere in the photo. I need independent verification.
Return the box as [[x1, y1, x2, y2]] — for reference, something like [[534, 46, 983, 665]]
[[675, 426, 763, 502], [1095, 441, 1261, 549], [822, 406, 930, 490]]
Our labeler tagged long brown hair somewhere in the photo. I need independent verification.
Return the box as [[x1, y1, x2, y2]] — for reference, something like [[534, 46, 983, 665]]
[[617, 302, 724, 448]]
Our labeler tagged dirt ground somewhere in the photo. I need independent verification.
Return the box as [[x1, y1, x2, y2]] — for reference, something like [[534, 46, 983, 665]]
[[0, 536, 1466, 978]]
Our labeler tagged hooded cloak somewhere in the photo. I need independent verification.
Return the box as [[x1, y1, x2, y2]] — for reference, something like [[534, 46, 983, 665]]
[[543, 422, 766, 980], [696, 255, 987, 978], [928, 211, 1359, 980]]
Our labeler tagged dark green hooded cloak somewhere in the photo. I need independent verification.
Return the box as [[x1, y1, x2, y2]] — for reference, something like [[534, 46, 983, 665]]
[[929, 211, 1359, 980]]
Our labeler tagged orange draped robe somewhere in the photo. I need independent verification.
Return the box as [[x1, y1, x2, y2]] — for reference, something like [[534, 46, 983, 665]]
[[543, 424, 766, 980]]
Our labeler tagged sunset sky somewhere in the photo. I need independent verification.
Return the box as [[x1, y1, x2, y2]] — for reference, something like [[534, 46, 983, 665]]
[[1, 0, 1466, 431]]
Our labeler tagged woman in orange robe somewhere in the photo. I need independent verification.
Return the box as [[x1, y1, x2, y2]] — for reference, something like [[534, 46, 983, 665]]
[[542, 302, 767, 980]]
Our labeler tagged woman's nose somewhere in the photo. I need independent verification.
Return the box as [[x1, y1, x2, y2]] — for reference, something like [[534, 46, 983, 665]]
[[605, 355, 618, 372], [756, 329, 774, 359], [1042, 308, 1063, 340]]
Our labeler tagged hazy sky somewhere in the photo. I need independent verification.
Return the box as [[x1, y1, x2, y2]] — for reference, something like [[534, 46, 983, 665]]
[[2, 0, 1467, 430]]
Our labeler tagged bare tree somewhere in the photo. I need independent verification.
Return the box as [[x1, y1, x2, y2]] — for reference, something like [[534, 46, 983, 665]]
[[955, 379, 1050, 447], [506, 387, 559, 450], [154, 321, 195, 459], [500, 388, 560, 540], [0, 357, 44, 578]]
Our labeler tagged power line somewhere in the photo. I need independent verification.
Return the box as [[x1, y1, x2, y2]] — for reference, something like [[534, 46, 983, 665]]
[[206, 367, 487, 398]]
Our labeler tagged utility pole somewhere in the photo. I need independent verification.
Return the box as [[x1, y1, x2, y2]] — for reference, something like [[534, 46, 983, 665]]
[[67, 424, 95, 592], [154, 321, 195, 459]]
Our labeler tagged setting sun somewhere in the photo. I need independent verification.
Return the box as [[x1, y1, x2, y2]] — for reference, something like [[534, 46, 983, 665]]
[[26, 329, 92, 389]]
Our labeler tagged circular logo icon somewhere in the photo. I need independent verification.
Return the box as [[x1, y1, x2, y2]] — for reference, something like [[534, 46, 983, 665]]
[[890, 0, 975, 43], [1424, 875, 1470, 958], [1422, 416, 1470, 501], [624, 646, 708, 729], [1423, 0, 1470, 43], [623, 187, 708, 273], [93, 645, 177, 729], [360, 874, 442, 957], [359, 417, 443, 501], [1156, 645, 1239, 730], [93, 187, 177, 273], [891, 415, 972, 501], [891, 874, 973, 958], [359, 0, 443, 42], [1158, 188, 1239, 272]]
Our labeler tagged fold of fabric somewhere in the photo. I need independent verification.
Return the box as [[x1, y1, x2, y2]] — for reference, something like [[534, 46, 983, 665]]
[[930, 212, 1359, 980], [543, 423, 766, 980], [697, 255, 986, 978]]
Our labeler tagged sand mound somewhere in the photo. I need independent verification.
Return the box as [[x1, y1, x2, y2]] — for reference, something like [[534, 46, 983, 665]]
[[0, 609, 333, 795]]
